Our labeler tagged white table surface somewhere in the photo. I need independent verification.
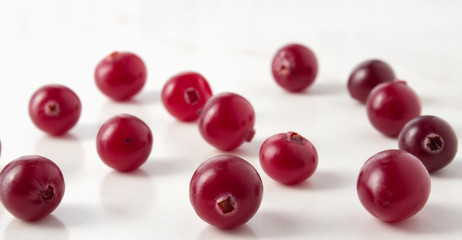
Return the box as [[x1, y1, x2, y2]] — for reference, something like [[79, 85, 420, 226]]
[[1, 0, 461, 239]]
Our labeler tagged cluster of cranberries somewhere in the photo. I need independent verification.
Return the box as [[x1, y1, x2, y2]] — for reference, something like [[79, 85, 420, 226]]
[[0, 43, 458, 231], [348, 59, 458, 222]]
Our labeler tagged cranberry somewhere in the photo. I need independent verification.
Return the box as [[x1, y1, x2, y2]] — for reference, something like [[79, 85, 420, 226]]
[[347, 59, 396, 104], [189, 154, 263, 229], [161, 72, 213, 122], [259, 132, 318, 185], [357, 149, 431, 222], [0, 155, 65, 221], [29, 84, 82, 136], [94, 51, 147, 101], [366, 81, 421, 137], [198, 92, 255, 151], [271, 43, 318, 92], [398, 115, 458, 173], [96, 114, 153, 172]]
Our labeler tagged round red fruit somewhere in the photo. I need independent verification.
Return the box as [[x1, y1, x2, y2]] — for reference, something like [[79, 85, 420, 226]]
[[347, 59, 395, 103], [357, 149, 431, 222], [259, 132, 318, 185], [189, 154, 263, 229], [29, 84, 82, 136], [96, 114, 153, 172], [398, 115, 458, 172], [94, 51, 147, 101], [198, 92, 255, 151], [366, 81, 421, 137], [162, 72, 213, 121], [271, 43, 318, 92], [0, 155, 65, 221]]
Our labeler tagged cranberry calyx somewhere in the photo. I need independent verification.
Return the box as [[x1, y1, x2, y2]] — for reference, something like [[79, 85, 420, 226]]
[[425, 134, 444, 153], [45, 101, 60, 116], [245, 129, 256, 142], [279, 60, 292, 75], [40, 185, 55, 200], [185, 88, 200, 104], [217, 195, 235, 214], [287, 132, 303, 144], [109, 51, 121, 59]]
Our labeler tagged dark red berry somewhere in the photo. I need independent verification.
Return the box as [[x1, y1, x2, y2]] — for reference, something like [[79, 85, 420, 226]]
[[96, 114, 153, 172], [29, 84, 82, 136], [398, 115, 458, 173], [94, 51, 147, 101], [259, 132, 318, 185], [357, 149, 431, 222], [162, 72, 213, 122], [189, 154, 263, 229], [0, 155, 65, 221], [198, 92, 255, 151], [271, 43, 318, 92], [366, 81, 421, 137], [347, 59, 396, 103]]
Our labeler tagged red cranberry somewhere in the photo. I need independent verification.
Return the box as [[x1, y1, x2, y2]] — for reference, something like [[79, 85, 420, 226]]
[[94, 51, 147, 101], [198, 92, 255, 151], [161, 72, 213, 122], [357, 149, 431, 222], [96, 114, 153, 172], [259, 132, 318, 185], [29, 84, 82, 136], [347, 59, 396, 103], [189, 154, 263, 229], [366, 81, 421, 137], [0, 155, 65, 221], [271, 43, 318, 92], [398, 115, 458, 173]]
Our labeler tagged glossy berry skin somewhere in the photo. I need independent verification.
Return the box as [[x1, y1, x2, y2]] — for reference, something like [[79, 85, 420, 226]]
[[161, 72, 213, 122], [398, 115, 458, 173], [198, 92, 255, 151], [0, 155, 65, 221], [94, 51, 147, 101], [357, 149, 431, 222], [29, 84, 82, 136], [189, 154, 263, 229], [347, 59, 396, 104], [259, 132, 318, 185], [366, 81, 421, 138], [271, 43, 318, 92], [96, 114, 153, 172]]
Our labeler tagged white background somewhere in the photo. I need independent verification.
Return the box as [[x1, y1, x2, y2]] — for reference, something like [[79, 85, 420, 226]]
[[1, 0, 461, 239]]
